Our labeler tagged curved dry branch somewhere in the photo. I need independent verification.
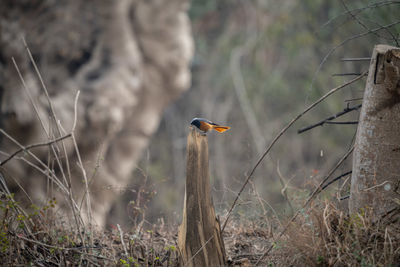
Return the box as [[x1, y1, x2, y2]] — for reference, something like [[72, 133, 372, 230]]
[[221, 72, 366, 232], [255, 145, 354, 264]]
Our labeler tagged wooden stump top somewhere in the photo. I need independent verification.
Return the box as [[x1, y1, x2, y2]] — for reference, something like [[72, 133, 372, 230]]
[[178, 127, 226, 267]]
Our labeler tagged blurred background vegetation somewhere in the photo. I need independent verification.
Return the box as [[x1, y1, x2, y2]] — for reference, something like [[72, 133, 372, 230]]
[[114, 0, 400, 227]]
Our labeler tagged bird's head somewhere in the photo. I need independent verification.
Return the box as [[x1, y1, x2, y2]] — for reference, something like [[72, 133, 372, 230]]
[[190, 118, 201, 128]]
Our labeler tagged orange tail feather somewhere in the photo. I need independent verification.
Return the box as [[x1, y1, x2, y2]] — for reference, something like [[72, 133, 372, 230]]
[[212, 126, 230, 133]]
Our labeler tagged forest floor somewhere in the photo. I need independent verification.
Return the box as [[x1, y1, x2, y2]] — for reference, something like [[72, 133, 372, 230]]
[[1, 195, 399, 266]]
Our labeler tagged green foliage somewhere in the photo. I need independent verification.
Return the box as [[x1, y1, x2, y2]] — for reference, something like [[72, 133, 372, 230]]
[[165, 244, 176, 252], [316, 255, 325, 265], [0, 231, 9, 253], [119, 258, 129, 267]]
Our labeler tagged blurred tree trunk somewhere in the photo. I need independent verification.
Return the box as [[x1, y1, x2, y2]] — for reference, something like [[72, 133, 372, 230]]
[[350, 45, 400, 222], [178, 127, 226, 267], [0, 0, 193, 227]]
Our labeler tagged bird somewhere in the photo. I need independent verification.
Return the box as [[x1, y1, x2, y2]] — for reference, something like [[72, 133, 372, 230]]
[[190, 118, 230, 134]]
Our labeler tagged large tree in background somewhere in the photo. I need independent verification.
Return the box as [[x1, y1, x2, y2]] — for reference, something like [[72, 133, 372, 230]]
[[0, 0, 193, 227]]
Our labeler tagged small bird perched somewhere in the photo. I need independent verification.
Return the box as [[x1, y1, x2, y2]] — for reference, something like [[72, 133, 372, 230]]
[[190, 118, 230, 134]]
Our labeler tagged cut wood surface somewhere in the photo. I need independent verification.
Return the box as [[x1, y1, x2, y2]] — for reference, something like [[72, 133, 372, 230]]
[[178, 127, 226, 267], [350, 45, 400, 221]]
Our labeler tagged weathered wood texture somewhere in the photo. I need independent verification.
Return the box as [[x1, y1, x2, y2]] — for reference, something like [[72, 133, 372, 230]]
[[178, 127, 226, 267], [350, 45, 400, 220]]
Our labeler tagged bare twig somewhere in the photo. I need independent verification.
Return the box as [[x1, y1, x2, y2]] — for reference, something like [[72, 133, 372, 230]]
[[276, 160, 294, 214], [0, 167, 32, 204], [320, 171, 352, 191], [333, 73, 363, 76], [321, 1, 400, 29], [362, 181, 390, 191], [249, 180, 268, 216], [11, 57, 49, 136], [12, 232, 112, 261], [0, 128, 85, 231], [310, 20, 400, 94], [221, 72, 366, 232], [0, 129, 67, 192], [0, 134, 72, 167], [337, 175, 351, 200], [183, 236, 214, 267], [255, 145, 354, 264], [12, 56, 86, 250], [298, 104, 362, 134], [22, 40, 79, 225], [72, 91, 80, 132], [23, 38, 59, 132], [12, 54, 71, 190], [69, 91, 92, 229], [0, 172, 33, 235], [117, 224, 128, 257], [325, 121, 358, 125], [340, 0, 400, 46], [22, 40, 87, 245], [341, 57, 371, 61]]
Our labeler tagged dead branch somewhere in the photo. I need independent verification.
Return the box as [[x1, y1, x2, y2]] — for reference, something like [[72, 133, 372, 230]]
[[340, 0, 400, 46], [13, 44, 87, 245], [10, 231, 112, 261], [0, 133, 72, 167], [320, 171, 352, 191], [341, 57, 371, 61], [298, 104, 362, 134], [255, 145, 354, 264], [333, 72, 363, 76], [311, 20, 399, 92], [321, 1, 400, 29], [276, 160, 294, 215], [117, 224, 128, 257], [221, 72, 366, 232], [325, 121, 358, 125]]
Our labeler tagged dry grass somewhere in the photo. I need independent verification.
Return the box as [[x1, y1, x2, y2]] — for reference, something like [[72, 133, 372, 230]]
[[283, 201, 400, 266], [1, 161, 399, 267], [0, 195, 180, 266]]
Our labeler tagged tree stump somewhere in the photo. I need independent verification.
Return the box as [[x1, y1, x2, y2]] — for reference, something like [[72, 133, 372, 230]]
[[178, 127, 226, 267], [350, 45, 400, 221]]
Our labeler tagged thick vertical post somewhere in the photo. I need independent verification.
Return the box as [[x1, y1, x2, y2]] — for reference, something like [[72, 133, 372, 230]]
[[350, 45, 400, 220], [178, 127, 226, 267]]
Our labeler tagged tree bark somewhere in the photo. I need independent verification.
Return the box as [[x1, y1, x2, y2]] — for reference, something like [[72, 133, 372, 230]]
[[178, 127, 226, 267], [350, 45, 400, 221]]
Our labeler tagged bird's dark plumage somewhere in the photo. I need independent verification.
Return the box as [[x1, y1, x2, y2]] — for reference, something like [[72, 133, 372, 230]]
[[190, 118, 230, 133]]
